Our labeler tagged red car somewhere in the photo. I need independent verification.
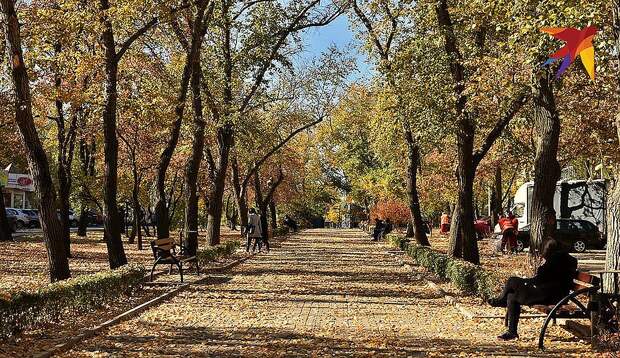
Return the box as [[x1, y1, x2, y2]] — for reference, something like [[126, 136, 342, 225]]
[[474, 218, 491, 240]]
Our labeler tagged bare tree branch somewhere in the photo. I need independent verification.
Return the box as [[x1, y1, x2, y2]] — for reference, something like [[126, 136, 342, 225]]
[[241, 116, 323, 190]]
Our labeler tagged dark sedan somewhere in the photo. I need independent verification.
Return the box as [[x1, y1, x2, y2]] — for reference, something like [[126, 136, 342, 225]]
[[515, 219, 604, 253]]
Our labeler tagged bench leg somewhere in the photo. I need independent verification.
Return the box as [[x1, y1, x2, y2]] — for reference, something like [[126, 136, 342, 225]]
[[179, 262, 184, 283], [150, 263, 157, 282], [150, 257, 165, 282], [538, 312, 555, 350]]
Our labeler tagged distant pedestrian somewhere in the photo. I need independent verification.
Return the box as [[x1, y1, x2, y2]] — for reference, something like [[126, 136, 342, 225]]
[[440, 212, 450, 235], [246, 208, 263, 253], [499, 211, 519, 253], [283, 215, 298, 232], [372, 219, 384, 241]]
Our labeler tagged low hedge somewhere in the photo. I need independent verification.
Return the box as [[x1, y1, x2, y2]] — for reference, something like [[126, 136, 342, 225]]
[[388, 234, 499, 300], [196, 240, 241, 265], [0, 263, 145, 338], [272, 226, 289, 237]]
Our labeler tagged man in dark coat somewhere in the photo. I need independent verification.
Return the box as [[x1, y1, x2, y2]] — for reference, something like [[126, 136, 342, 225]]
[[372, 219, 384, 241], [487, 239, 578, 340], [380, 218, 393, 239]]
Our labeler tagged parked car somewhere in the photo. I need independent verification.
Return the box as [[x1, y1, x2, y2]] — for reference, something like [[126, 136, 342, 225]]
[[19, 209, 40, 228], [513, 219, 604, 253], [57, 209, 79, 227], [4, 209, 18, 232], [6, 208, 30, 229]]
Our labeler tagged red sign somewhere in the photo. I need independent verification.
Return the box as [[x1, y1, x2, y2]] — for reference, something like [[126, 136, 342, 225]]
[[17, 177, 32, 186]]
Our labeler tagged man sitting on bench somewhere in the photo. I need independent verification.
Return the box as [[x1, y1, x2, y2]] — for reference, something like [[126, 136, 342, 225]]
[[487, 239, 577, 340]]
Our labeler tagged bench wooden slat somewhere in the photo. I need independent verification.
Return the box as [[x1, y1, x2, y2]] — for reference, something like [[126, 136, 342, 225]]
[[154, 238, 174, 246]]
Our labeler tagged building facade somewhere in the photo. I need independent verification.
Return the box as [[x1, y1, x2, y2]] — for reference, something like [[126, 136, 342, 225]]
[[1, 165, 35, 209]]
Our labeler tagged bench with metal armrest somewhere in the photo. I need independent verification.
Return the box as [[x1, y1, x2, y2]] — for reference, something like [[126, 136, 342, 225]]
[[150, 237, 199, 283], [534, 271, 600, 349]]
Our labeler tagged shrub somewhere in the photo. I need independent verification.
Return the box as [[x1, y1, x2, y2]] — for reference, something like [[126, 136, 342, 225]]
[[388, 234, 499, 299], [0, 264, 145, 338], [196, 240, 241, 265], [272, 226, 289, 237]]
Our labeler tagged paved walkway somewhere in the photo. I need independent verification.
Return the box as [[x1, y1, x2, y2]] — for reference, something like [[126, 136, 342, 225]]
[[64, 229, 593, 357]]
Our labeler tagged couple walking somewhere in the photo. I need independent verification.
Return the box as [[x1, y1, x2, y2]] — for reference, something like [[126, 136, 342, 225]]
[[245, 208, 269, 253]]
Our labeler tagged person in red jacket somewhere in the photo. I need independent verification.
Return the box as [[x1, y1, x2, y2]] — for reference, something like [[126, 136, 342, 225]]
[[499, 211, 519, 253]]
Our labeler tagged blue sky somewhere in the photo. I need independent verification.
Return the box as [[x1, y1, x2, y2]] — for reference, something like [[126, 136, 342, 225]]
[[298, 15, 373, 81]]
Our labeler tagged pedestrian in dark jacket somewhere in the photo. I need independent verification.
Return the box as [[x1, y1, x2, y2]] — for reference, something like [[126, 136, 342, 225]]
[[487, 239, 578, 340], [372, 219, 384, 241]]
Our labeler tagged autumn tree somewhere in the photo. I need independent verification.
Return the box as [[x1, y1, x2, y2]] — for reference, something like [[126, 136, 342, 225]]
[[198, 0, 345, 245], [605, 0, 620, 291], [351, 0, 431, 246], [0, 0, 70, 281]]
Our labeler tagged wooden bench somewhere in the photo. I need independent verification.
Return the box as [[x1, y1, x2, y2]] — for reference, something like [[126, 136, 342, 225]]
[[150, 238, 199, 283], [535, 271, 600, 349]]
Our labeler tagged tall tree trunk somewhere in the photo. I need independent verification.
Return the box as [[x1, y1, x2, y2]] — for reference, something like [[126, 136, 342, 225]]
[[605, 169, 620, 292], [253, 171, 268, 242], [269, 200, 277, 231], [1, 0, 70, 280], [253, 168, 283, 243], [54, 73, 74, 257], [0, 185, 13, 241], [77, 139, 95, 237], [448, 118, 479, 264], [231, 155, 249, 230], [605, 0, 620, 293], [58, 173, 72, 256], [405, 127, 430, 246], [529, 71, 561, 267], [206, 126, 233, 246], [491, 164, 503, 225], [448, 202, 463, 257], [99, 0, 127, 268], [131, 173, 142, 249], [183, 3, 207, 256], [154, 33, 195, 240], [436, 0, 477, 263], [128, 156, 142, 246]]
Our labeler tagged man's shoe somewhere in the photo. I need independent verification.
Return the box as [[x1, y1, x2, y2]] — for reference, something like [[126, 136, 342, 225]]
[[497, 332, 519, 340]]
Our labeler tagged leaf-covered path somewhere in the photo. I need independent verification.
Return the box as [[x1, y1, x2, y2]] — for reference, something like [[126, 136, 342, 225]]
[[64, 229, 594, 357]]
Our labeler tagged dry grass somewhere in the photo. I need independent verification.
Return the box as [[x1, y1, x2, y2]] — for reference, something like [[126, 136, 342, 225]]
[[0, 228, 243, 294]]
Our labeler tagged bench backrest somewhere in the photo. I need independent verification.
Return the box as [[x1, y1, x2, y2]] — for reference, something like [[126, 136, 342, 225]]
[[572, 271, 600, 293], [151, 238, 175, 258]]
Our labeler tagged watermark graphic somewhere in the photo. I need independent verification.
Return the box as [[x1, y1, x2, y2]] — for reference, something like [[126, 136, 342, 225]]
[[541, 27, 597, 80]]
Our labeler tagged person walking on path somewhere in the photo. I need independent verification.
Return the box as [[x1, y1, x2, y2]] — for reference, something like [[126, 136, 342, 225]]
[[246, 208, 263, 253]]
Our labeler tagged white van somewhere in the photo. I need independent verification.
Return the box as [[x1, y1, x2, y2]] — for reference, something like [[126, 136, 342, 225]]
[[496, 179, 607, 239]]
